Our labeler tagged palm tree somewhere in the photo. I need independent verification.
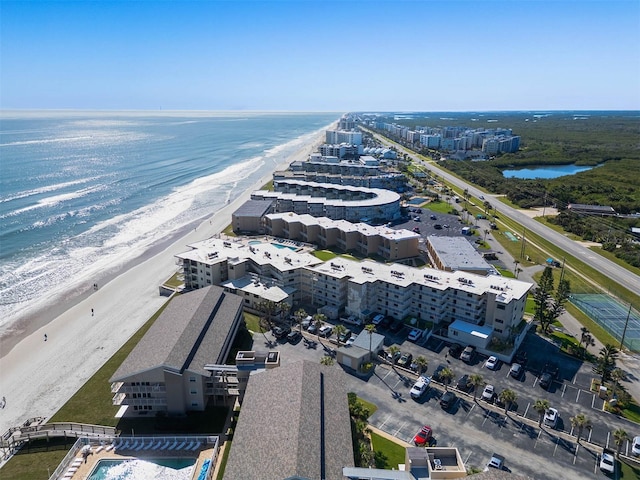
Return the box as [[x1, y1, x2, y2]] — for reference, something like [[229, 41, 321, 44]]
[[469, 374, 484, 401], [499, 388, 518, 414], [594, 344, 619, 382], [483, 229, 489, 242], [294, 308, 307, 332], [320, 356, 335, 366], [365, 324, 376, 360], [414, 356, 428, 375], [257, 299, 278, 329], [613, 428, 628, 456], [533, 399, 550, 427], [333, 324, 347, 345], [610, 368, 625, 399], [388, 345, 400, 364], [439, 367, 454, 390], [570, 413, 591, 443], [313, 313, 326, 337], [579, 327, 595, 357], [513, 259, 521, 277]]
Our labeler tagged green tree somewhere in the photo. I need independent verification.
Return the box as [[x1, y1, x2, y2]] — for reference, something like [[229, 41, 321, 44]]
[[312, 313, 326, 336], [414, 356, 428, 375], [365, 324, 376, 359], [593, 344, 619, 382], [388, 345, 400, 363], [610, 368, 625, 398], [533, 399, 550, 427], [579, 327, 595, 357], [257, 299, 279, 329], [439, 367, 454, 390], [333, 324, 347, 345], [570, 413, 591, 443], [499, 389, 518, 414], [533, 267, 570, 334], [294, 308, 307, 332], [469, 374, 484, 401], [613, 428, 628, 456], [320, 356, 335, 366]]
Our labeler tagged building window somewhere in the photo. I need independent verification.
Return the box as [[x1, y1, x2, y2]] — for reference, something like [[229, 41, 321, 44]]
[[452, 331, 458, 336], [495, 319, 504, 324], [191, 402, 199, 407], [189, 377, 196, 382], [190, 390, 197, 395], [495, 328, 503, 333], [497, 304, 506, 310]]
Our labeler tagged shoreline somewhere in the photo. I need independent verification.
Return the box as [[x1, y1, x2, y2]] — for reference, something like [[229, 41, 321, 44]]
[[0, 124, 332, 434]]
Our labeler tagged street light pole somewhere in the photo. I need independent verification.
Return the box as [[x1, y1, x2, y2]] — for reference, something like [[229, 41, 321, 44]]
[[619, 302, 633, 350]]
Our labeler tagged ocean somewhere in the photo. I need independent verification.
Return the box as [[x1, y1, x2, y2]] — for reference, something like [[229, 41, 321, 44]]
[[0, 111, 340, 332]]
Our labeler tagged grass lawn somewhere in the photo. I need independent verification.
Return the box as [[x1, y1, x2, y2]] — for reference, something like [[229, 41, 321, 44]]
[[423, 200, 452, 214], [221, 224, 236, 237], [313, 249, 337, 261], [243, 312, 262, 333], [619, 457, 640, 479], [370, 432, 406, 470], [525, 296, 536, 315], [162, 271, 184, 288], [358, 398, 378, 418], [3, 438, 79, 480], [621, 401, 640, 423]]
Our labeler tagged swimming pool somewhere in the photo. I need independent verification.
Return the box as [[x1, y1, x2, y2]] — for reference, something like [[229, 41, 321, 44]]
[[248, 240, 262, 245], [271, 242, 298, 251], [87, 458, 195, 480]]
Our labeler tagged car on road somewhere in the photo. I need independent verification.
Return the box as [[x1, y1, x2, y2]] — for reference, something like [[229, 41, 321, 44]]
[[482, 384, 495, 402], [632, 436, 640, 456], [600, 450, 615, 474], [460, 345, 476, 363], [345, 334, 357, 346], [397, 353, 413, 368], [434, 224, 443, 230], [410, 376, 431, 399], [272, 326, 291, 339], [448, 343, 463, 359], [286, 330, 302, 343], [318, 325, 333, 338], [407, 328, 423, 342], [414, 216, 421, 222], [544, 407, 558, 428], [413, 425, 433, 446], [485, 453, 505, 471], [456, 374, 472, 393], [509, 363, 523, 379], [485, 356, 499, 370], [440, 391, 456, 410], [430, 214, 437, 220]]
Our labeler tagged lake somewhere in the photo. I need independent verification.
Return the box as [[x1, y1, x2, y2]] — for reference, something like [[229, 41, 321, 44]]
[[502, 164, 596, 179]]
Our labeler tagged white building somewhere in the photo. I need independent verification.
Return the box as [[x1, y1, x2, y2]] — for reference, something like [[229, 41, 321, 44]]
[[325, 129, 363, 145]]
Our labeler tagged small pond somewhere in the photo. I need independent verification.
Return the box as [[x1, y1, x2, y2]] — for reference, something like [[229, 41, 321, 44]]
[[502, 164, 596, 179]]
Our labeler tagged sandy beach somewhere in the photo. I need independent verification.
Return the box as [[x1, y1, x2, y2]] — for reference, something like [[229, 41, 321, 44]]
[[0, 126, 330, 435]]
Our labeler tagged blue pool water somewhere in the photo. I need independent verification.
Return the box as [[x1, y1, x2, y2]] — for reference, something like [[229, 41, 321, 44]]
[[271, 243, 298, 251], [407, 197, 427, 205], [88, 458, 195, 480], [248, 240, 262, 245]]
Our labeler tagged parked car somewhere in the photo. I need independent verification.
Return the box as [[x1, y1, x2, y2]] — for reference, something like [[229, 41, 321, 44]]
[[430, 214, 437, 220], [379, 316, 393, 329], [286, 330, 302, 344], [485, 356, 499, 370], [338, 328, 352, 343], [272, 326, 291, 339], [448, 343, 463, 359], [386, 350, 401, 364], [509, 363, 523, 379], [413, 425, 433, 446], [371, 314, 385, 326], [539, 373, 553, 389], [482, 384, 495, 402], [432, 364, 447, 382], [307, 323, 318, 334], [407, 328, 423, 342], [632, 436, 640, 456], [301, 316, 313, 330], [456, 374, 472, 393], [486, 453, 505, 471], [345, 334, 357, 346], [460, 345, 476, 363], [318, 325, 333, 338], [397, 353, 413, 368], [440, 391, 456, 410], [544, 407, 558, 428], [389, 319, 404, 333], [410, 376, 431, 399], [412, 226, 421, 233], [600, 450, 615, 474]]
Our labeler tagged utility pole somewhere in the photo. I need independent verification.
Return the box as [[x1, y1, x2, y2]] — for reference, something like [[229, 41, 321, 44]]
[[542, 190, 547, 218], [619, 302, 633, 350], [520, 228, 527, 259]]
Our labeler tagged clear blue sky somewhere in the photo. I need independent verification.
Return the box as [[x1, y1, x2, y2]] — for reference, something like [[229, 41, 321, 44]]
[[2, 0, 639, 111]]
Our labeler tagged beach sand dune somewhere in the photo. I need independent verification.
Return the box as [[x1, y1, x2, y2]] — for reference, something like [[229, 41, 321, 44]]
[[0, 127, 330, 436]]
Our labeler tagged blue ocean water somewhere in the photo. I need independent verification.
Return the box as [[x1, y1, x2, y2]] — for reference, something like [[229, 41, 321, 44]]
[[0, 111, 339, 329]]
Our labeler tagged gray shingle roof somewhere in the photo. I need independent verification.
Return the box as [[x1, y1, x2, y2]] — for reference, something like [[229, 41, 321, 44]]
[[110, 286, 242, 382], [223, 361, 354, 480], [233, 199, 274, 217]]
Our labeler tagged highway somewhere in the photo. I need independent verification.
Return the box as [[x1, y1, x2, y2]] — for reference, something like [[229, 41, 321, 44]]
[[373, 132, 640, 299]]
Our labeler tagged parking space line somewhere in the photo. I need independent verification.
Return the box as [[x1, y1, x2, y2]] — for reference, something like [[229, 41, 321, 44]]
[[572, 374, 578, 385], [561, 384, 567, 397], [605, 431, 610, 448], [464, 402, 476, 419], [587, 429, 593, 443], [378, 413, 392, 429], [382, 369, 394, 381], [481, 411, 490, 427], [573, 444, 579, 464], [591, 393, 596, 410], [532, 377, 538, 387], [394, 421, 407, 437], [534, 429, 543, 449], [576, 389, 581, 403], [523, 402, 530, 419]]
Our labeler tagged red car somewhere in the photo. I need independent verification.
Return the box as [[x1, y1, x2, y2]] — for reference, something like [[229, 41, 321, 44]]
[[413, 425, 433, 446]]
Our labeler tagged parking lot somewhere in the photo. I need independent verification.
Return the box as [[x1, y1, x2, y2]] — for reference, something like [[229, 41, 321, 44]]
[[254, 322, 640, 479]]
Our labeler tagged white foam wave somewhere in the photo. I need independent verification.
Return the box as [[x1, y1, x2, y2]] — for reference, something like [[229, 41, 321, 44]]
[[0, 185, 106, 219], [0, 136, 95, 147], [0, 177, 101, 203]]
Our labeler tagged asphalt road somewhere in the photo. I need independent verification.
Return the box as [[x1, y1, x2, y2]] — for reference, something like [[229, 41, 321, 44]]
[[370, 131, 640, 299]]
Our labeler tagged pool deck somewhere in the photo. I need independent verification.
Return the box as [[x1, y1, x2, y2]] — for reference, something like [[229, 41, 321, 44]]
[[59, 446, 215, 480]]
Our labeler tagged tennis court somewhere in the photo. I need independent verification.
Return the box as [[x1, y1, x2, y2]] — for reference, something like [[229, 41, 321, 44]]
[[570, 294, 640, 352]]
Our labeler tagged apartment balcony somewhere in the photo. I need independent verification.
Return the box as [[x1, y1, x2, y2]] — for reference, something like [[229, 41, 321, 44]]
[[112, 393, 126, 405], [112, 384, 167, 395]]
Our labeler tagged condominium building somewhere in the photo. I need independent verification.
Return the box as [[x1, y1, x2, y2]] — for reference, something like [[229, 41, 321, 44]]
[[325, 129, 362, 145], [426, 235, 495, 275], [263, 213, 420, 260], [273, 170, 408, 192], [250, 179, 401, 222], [109, 286, 243, 416]]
